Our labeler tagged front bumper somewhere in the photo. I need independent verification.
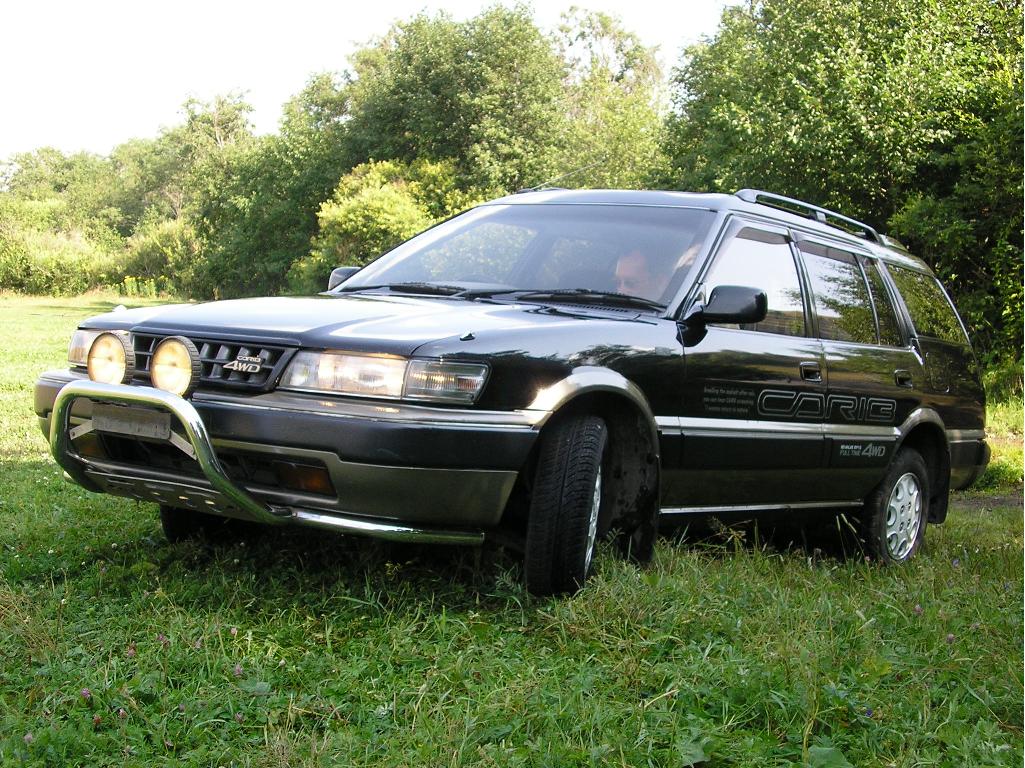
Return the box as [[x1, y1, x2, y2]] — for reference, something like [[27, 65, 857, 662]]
[[37, 370, 543, 543]]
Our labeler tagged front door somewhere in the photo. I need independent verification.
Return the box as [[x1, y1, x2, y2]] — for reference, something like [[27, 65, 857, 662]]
[[661, 219, 828, 509]]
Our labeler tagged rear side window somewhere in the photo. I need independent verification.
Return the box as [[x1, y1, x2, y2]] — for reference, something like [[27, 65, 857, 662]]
[[864, 260, 903, 347], [888, 266, 967, 344], [703, 228, 806, 336], [799, 242, 876, 344]]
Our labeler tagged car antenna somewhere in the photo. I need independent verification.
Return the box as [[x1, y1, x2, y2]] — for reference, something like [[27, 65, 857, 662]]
[[516, 158, 607, 193]]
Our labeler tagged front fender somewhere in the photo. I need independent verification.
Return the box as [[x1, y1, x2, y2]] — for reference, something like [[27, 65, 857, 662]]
[[524, 366, 659, 448]]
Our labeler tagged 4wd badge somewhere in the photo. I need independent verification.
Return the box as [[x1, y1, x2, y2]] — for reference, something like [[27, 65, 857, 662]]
[[222, 355, 261, 373]]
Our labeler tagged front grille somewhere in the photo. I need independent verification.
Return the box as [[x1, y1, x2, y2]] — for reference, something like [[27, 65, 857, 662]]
[[133, 334, 295, 392]]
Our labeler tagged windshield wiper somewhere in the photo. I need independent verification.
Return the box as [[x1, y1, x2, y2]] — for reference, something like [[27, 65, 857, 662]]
[[500, 288, 666, 311], [337, 282, 467, 296]]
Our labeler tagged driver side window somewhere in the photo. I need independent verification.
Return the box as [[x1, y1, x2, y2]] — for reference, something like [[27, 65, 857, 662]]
[[703, 228, 806, 336]]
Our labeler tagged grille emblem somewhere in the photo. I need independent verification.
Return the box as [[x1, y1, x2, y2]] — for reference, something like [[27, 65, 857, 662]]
[[223, 355, 262, 373]]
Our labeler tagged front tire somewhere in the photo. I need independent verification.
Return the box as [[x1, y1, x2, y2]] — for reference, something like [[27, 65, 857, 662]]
[[859, 447, 929, 563], [159, 505, 235, 543], [524, 414, 608, 596]]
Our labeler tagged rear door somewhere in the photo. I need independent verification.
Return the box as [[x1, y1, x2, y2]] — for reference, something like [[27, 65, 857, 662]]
[[662, 218, 829, 509], [794, 235, 922, 499]]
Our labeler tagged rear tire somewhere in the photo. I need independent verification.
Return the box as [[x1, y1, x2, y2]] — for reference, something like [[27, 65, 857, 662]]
[[524, 414, 608, 596], [859, 447, 930, 563]]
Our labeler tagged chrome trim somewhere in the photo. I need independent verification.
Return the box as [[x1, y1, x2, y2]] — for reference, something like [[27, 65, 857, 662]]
[[39, 368, 546, 429], [660, 500, 863, 516], [291, 509, 483, 545], [50, 380, 288, 526], [656, 415, 899, 439], [49, 380, 517, 534]]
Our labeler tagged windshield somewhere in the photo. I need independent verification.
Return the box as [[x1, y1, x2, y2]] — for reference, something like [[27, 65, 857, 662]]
[[339, 203, 716, 305]]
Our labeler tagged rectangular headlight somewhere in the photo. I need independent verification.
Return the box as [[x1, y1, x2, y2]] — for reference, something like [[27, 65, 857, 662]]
[[404, 360, 488, 404], [279, 353, 488, 404], [68, 329, 103, 367], [280, 352, 407, 398]]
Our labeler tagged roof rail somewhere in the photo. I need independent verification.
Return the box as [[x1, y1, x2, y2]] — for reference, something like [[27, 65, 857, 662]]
[[734, 189, 880, 243]]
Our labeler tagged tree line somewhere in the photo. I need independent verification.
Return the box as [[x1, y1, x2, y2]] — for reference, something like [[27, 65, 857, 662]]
[[0, 1, 1020, 375]]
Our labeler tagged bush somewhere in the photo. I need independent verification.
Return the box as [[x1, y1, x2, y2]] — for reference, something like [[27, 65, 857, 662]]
[[285, 160, 465, 295], [0, 194, 129, 295], [122, 217, 200, 295], [984, 359, 1024, 402], [0, 226, 125, 295], [973, 441, 1024, 492]]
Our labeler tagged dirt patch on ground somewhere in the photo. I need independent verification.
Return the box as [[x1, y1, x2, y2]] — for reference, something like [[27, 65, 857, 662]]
[[953, 490, 1024, 510]]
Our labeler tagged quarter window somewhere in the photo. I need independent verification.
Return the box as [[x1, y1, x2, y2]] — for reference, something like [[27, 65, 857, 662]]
[[799, 242, 876, 345], [888, 266, 967, 343], [703, 228, 806, 336], [864, 260, 903, 346]]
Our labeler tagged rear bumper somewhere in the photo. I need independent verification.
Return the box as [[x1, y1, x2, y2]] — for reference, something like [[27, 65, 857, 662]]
[[948, 429, 991, 491], [37, 371, 543, 542]]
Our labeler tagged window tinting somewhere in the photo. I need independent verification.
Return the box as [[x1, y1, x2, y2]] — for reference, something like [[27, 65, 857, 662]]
[[704, 230, 806, 336], [888, 266, 967, 343], [800, 243, 876, 344], [864, 260, 903, 346], [386, 221, 534, 284], [344, 204, 716, 304]]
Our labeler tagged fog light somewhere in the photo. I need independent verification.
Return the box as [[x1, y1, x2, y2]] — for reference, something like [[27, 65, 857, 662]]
[[273, 461, 335, 496], [151, 336, 202, 397], [87, 332, 135, 385]]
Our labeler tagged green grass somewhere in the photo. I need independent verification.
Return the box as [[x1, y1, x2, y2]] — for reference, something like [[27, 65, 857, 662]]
[[1, 294, 1021, 767]]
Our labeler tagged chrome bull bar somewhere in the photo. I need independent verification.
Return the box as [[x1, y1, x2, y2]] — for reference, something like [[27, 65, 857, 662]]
[[48, 380, 486, 545], [50, 380, 289, 525]]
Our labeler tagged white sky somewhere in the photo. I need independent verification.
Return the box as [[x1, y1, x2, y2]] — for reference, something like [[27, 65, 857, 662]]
[[0, 0, 734, 160]]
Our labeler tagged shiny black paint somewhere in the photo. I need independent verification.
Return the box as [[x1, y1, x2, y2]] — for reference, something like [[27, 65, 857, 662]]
[[62, 190, 987, 513]]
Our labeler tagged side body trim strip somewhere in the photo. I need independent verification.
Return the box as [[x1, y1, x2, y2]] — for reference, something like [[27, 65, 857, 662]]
[[661, 500, 863, 516]]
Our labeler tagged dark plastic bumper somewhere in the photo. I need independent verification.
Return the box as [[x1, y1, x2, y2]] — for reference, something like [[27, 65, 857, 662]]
[[36, 370, 543, 539]]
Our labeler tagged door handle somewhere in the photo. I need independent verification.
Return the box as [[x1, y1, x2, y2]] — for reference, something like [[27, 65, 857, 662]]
[[894, 369, 914, 388], [799, 362, 822, 382]]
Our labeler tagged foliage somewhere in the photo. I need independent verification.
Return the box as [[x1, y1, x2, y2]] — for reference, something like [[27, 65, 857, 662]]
[[552, 9, 667, 188], [343, 6, 566, 192], [122, 217, 202, 296], [887, 20, 1024, 361], [0, 196, 125, 295], [660, 0, 1023, 366], [288, 159, 478, 294], [0, 4, 1017, 367], [1, 295, 1022, 766], [187, 79, 356, 299]]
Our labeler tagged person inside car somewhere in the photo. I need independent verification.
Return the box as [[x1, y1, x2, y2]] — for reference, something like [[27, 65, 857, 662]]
[[614, 248, 671, 300]]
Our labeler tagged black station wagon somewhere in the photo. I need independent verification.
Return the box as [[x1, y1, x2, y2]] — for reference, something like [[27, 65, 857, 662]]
[[35, 189, 990, 594]]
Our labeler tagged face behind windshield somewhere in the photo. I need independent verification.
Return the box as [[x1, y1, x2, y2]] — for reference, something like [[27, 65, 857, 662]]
[[341, 204, 716, 305]]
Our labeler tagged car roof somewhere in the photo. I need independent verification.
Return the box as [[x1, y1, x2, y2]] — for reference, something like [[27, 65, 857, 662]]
[[488, 189, 932, 273]]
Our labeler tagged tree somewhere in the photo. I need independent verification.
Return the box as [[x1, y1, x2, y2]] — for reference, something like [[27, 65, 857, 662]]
[[288, 158, 477, 294], [661, 0, 1023, 365], [186, 78, 356, 298], [552, 9, 667, 188], [343, 6, 566, 192]]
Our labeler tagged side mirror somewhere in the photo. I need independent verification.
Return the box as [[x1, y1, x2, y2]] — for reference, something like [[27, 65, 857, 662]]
[[328, 266, 360, 291], [689, 285, 768, 325]]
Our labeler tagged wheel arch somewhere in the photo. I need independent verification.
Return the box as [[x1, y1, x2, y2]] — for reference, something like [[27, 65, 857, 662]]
[[896, 409, 951, 524], [523, 367, 661, 560]]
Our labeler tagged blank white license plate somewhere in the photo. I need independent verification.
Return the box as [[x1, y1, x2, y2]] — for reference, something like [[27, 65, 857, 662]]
[[92, 403, 171, 440]]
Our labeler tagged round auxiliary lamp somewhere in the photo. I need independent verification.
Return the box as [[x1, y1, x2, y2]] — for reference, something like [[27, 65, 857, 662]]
[[149, 336, 203, 397], [86, 332, 135, 385]]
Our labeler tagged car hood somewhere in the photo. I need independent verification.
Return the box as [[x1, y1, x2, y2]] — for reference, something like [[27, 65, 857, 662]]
[[82, 294, 648, 356]]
